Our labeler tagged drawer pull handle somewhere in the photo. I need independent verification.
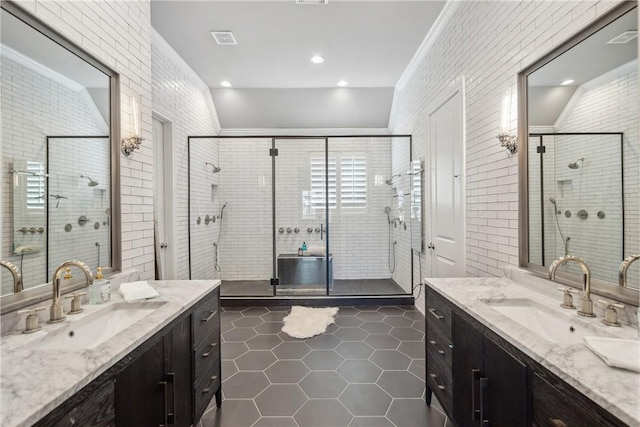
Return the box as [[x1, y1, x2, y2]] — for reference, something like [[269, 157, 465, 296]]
[[428, 373, 446, 390], [202, 375, 218, 393], [471, 368, 480, 420], [428, 308, 444, 320], [202, 310, 217, 322], [202, 342, 218, 357], [429, 340, 445, 355]]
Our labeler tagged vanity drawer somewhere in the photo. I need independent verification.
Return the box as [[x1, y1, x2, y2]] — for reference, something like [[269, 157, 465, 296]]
[[426, 349, 452, 412], [194, 325, 220, 381], [192, 288, 220, 347], [532, 372, 624, 427], [426, 288, 452, 338], [426, 322, 452, 366], [194, 363, 221, 421]]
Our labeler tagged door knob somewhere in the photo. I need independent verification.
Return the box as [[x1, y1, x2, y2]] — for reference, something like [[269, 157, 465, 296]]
[[160, 243, 168, 249], [427, 243, 435, 250]]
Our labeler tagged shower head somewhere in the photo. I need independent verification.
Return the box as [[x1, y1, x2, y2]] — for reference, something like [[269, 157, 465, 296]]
[[206, 162, 222, 173], [80, 175, 99, 187], [384, 174, 401, 185], [568, 158, 584, 169]]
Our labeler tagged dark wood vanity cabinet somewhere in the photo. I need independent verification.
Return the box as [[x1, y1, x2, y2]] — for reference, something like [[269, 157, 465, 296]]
[[452, 312, 527, 427], [425, 286, 627, 427], [115, 315, 192, 427], [34, 286, 221, 427]]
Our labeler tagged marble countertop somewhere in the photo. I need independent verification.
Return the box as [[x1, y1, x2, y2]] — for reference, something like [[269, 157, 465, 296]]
[[0, 279, 220, 427], [425, 276, 640, 425]]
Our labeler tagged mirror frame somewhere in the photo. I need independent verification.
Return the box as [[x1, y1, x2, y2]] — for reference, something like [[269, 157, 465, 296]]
[[518, 0, 638, 305], [1, 1, 121, 313]]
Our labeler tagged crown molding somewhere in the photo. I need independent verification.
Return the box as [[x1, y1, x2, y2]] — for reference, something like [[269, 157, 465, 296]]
[[395, 0, 460, 92]]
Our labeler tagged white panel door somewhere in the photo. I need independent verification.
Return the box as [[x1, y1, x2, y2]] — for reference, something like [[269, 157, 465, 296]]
[[429, 84, 465, 277], [152, 117, 168, 279]]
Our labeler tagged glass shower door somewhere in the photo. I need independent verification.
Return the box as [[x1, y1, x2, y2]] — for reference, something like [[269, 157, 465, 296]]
[[274, 138, 330, 296]]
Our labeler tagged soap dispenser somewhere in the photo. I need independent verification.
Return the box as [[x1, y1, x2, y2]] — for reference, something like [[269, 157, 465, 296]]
[[302, 242, 307, 253], [90, 267, 111, 304]]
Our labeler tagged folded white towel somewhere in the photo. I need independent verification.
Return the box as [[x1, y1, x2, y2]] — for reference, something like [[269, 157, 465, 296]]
[[583, 336, 640, 373], [304, 245, 325, 256], [119, 281, 159, 303]]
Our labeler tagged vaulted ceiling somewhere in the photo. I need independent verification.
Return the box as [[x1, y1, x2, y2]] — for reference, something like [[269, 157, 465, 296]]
[[151, 0, 446, 129]]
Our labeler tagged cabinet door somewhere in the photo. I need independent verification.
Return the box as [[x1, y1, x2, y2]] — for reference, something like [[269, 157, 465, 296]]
[[165, 315, 193, 427], [115, 338, 165, 426], [452, 313, 483, 427], [483, 337, 527, 427]]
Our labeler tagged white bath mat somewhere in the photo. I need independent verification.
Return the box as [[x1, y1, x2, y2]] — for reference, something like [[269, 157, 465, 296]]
[[281, 306, 339, 339]]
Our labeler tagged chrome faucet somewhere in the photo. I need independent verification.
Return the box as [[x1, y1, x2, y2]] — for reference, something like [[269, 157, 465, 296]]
[[618, 254, 640, 288], [49, 260, 93, 323], [549, 255, 595, 317], [1, 260, 23, 293]]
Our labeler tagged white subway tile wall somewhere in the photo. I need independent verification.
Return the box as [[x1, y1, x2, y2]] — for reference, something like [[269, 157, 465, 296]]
[[3, 0, 156, 284], [388, 0, 623, 312], [152, 29, 220, 280]]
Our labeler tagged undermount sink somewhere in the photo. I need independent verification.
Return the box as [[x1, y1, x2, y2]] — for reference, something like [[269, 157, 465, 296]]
[[480, 298, 607, 345], [30, 301, 166, 350]]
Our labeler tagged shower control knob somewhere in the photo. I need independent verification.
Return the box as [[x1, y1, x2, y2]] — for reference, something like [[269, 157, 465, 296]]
[[278, 227, 284, 234], [307, 228, 313, 233], [315, 228, 320, 233], [286, 228, 292, 234], [294, 228, 300, 233]]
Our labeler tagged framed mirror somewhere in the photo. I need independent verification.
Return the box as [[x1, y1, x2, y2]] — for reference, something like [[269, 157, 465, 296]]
[[518, 1, 638, 303], [1, 2, 120, 311]]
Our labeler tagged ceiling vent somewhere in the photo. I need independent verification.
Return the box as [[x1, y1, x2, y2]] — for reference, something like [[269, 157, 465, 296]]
[[294, 0, 328, 4], [210, 31, 238, 45], [606, 30, 638, 44]]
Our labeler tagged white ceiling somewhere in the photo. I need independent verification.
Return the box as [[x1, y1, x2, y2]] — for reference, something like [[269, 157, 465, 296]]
[[528, 8, 637, 126], [151, 0, 446, 129]]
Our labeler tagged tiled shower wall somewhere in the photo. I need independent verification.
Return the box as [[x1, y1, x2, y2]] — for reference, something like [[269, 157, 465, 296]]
[[1, 54, 108, 292], [4, 0, 156, 284], [555, 62, 639, 286], [388, 0, 622, 312], [151, 29, 220, 280], [216, 137, 407, 284]]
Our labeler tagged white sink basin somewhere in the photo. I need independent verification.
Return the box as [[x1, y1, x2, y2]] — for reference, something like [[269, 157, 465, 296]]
[[480, 298, 607, 345], [31, 301, 166, 350]]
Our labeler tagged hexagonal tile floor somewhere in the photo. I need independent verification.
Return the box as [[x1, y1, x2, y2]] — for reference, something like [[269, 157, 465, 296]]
[[198, 305, 450, 427]]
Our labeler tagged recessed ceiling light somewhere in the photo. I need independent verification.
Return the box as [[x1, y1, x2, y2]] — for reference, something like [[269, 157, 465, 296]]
[[310, 55, 325, 64], [607, 30, 638, 44], [336, 80, 348, 87], [210, 31, 237, 45], [560, 79, 575, 86], [220, 81, 232, 87]]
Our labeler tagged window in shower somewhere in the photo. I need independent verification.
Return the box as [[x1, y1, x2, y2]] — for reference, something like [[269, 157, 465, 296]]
[[340, 156, 367, 209]]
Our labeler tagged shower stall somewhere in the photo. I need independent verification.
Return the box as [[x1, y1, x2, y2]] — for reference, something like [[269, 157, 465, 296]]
[[187, 135, 418, 302], [528, 132, 625, 283]]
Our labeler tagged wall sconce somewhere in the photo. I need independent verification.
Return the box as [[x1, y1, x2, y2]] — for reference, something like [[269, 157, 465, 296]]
[[121, 95, 144, 157], [497, 86, 518, 155], [497, 133, 518, 154]]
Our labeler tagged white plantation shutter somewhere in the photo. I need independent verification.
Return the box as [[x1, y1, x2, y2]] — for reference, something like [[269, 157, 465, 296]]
[[310, 157, 336, 209], [26, 162, 45, 210], [341, 157, 367, 208]]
